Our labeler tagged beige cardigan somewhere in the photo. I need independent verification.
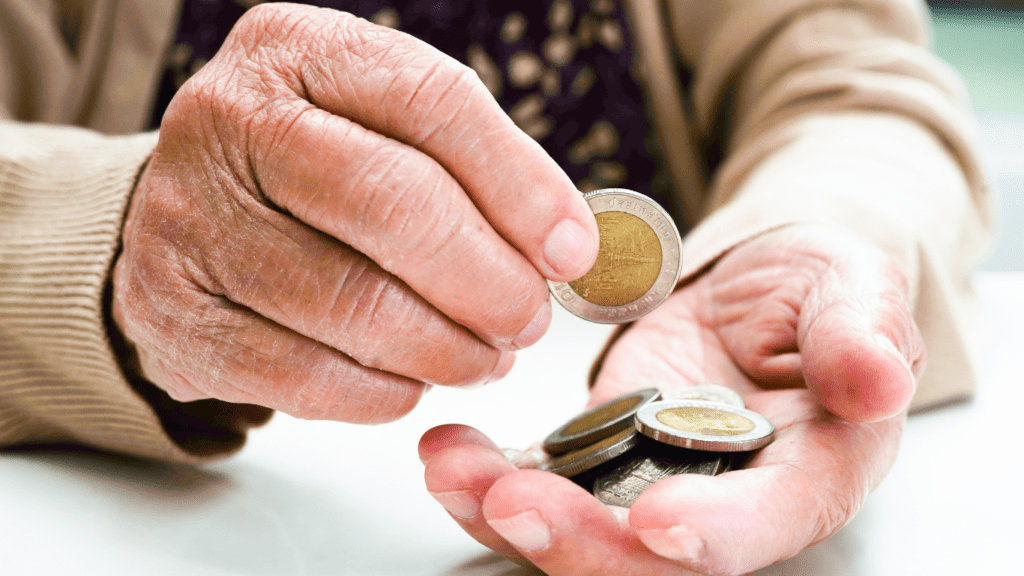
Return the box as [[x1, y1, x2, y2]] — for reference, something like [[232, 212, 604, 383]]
[[0, 0, 991, 463]]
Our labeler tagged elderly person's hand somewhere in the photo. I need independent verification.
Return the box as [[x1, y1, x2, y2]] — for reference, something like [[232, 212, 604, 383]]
[[420, 225, 923, 575], [111, 4, 598, 423]]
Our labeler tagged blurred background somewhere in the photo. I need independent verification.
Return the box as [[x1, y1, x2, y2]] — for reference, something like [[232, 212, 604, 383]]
[[928, 1, 1024, 270]]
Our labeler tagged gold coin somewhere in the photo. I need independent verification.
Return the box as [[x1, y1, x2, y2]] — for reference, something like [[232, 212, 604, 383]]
[[547, 189, 682, 324], [655, 407, 755, 437], [543, 388, 661, 455], [562, 395, 644, 436], [568, 212, 662, 306], [636, 400, 775, 452]]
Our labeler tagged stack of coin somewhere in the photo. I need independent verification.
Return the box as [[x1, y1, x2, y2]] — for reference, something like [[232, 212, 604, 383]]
[[537, 385, 774, 507]]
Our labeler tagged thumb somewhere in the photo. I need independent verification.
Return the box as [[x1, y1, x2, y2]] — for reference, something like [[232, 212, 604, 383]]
[[798, 247, 925, 422]]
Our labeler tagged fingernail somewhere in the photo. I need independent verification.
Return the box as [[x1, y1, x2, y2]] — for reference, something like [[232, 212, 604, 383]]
[[487, 509, 551, 552], [873, 333, 916, 391], [484, 350, 516, 385], [606, 505, 631, 530], [429, 490, 481, 520], [543, 219, 594, 277], [512, 300, 551, 349], [637, 524, 705, 563], [502, 443, 551, 470]]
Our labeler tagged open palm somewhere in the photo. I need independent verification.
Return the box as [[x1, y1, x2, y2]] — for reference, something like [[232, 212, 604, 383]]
[[420, 225, 924, 575]]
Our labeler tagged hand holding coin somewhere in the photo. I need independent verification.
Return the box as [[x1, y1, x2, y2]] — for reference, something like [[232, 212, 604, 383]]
[[109, 4, 602, 424], [421, 225, 920, 574]]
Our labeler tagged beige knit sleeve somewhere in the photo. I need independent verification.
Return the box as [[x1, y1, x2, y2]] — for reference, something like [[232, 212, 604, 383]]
[[0, 0, 271, 462], [667, 0, 992, 409], [0, 122, 271, 463]]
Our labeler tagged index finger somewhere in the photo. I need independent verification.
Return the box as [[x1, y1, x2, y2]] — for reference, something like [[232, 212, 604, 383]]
[[240, 5, 599, 281]]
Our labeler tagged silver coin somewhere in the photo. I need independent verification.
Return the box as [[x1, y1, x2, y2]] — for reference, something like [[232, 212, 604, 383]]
[[662, 384, 745, 408], [543, 388, 661, 455], [635, 400, 775, 452], [548, 189, 683, 324], [593, 444, 722, 508], [718, 454, 735, 474], [545, 428, 639, 478]]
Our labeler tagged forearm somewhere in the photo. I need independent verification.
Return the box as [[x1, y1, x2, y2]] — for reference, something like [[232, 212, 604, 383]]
[[673, 0, 991, 407]]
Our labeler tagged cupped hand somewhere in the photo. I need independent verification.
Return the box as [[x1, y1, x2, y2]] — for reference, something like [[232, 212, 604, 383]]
[[112, 4, 598, 423], [420, 225, 923, 574]]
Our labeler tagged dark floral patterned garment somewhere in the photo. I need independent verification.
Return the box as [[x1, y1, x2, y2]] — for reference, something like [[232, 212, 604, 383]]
[[148, 0, 682, 220]]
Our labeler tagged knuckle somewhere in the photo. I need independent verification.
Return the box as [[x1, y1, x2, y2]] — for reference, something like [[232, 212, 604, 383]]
[[163, 14, 316, 157], [324, 17, 482, 142], [247, 102, 322, 200], [161, 62, 263, 178], [289, 367, 422, 424], [356, 148, 458, 255], [801, 449, 869, 545], [813, 487, 860, 544], [331, 277, 432, 365], [339, 280, 419, 366], [341, 145, 494, 278], [325, 269, 494, 386], [482, 279, 541, 337], [380, 169, 464, 259], [402, 63, 485, 146], [309, 10, 412, 91], [287, 375, 345, 421], [349, 381, 422, 424], [230, 3, 323, 56]]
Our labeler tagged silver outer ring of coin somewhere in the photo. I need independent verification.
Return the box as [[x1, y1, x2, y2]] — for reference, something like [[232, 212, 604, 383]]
[[635, 400, 775, 452], [661, 384, 745, 408], [543, 387, 661, 455], [545, 428, 639, 478], [547, 188, 683, 324]]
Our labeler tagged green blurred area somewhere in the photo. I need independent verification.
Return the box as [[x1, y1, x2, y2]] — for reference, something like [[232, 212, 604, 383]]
[[929, 9, 1024, 271], [931, 10, 1024, 114]]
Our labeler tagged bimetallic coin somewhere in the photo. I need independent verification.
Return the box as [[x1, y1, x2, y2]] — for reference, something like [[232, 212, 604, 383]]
[[635, 400, 775, 452], [543, 388, 662, 455], [546, 428, 639, 478], [662, 384, 745, 408], [593, 441, 722, 508], [549, 189, 683, 324]]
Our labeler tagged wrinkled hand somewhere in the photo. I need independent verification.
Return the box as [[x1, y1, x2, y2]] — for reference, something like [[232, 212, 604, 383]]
[[112, 4, 598, 423], [420, 226, 924, 575]]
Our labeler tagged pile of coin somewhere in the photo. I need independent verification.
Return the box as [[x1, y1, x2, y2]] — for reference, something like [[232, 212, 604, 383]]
[[534, 385, 774, 507]]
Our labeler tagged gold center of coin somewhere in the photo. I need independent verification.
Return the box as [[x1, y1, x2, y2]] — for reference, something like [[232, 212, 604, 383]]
[[656, 407, 755, 437], [569, 211, 662, 306]]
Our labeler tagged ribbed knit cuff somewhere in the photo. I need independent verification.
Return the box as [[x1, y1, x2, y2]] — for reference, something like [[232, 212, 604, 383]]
[[0, 122, 266, 463]]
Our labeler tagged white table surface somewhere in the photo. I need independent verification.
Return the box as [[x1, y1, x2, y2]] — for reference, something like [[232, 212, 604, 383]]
[[2, 272, 1022, 576]]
